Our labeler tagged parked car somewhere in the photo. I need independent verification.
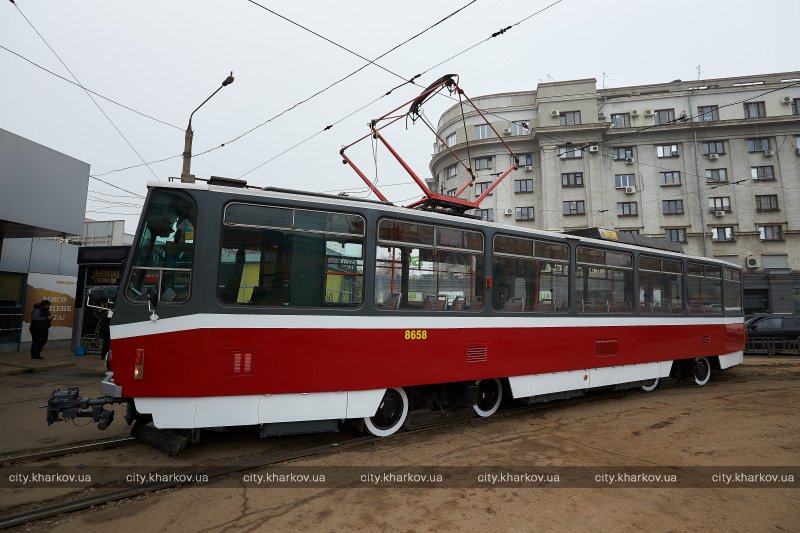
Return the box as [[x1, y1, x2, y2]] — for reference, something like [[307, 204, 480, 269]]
[[745, 315, 800, 353]]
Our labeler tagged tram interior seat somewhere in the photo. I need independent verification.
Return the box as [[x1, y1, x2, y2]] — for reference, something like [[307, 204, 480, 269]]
[[533, 300, 555, 312], [504, 297, 525, 312], [688, 301, 704, 314], [451, 296, 466, 311], [422, 295, 447, 311], [381, 292, 401, 310], [582, 300, 609, 313], [471, 296, 484, 312]]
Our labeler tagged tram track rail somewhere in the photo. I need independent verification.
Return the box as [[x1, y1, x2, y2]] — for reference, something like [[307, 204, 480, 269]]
[[0, 436, 137, 466], [0, 388, 637, 529]]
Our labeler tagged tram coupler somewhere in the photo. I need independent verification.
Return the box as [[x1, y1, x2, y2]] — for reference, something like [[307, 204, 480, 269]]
[[46, 386, 125, 430]]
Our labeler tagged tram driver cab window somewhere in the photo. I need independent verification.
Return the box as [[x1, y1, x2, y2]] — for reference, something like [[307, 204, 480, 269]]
[[126, 189, 196, 304], [375, 219, 484, 312]]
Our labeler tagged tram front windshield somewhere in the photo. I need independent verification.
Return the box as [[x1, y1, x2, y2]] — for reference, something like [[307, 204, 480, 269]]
[[126, 189, 196, 304]]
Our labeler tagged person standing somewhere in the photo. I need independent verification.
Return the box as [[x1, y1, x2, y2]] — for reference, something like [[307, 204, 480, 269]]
[[30, 299, 53, 359]]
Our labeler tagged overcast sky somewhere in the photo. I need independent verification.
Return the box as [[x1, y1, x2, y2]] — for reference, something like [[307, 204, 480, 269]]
[[2, 0, 798, 232]]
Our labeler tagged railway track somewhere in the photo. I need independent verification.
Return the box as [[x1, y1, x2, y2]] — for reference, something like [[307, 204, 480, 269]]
[[0, 436, 137, 466], [0, 389, 637, 529]]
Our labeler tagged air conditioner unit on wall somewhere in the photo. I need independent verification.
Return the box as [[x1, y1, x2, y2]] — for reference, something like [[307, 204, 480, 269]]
[[764, 150, 775, 156], [782, 96, 792, 104], [551, 110, 560, 117], [503, 128, 512, 135], [630, 110, 639, 117], [709, 153, 719, 160], [714, 210, 726, 217], [746, 256, 761, 269], [598, 112, 606, 119], [504, 208, 513, 216], [625, 157, 635, 164], [644, 109, 654, 117], [588, 145, 599, 153], [524, 165, 533, 171], [625, 186, 636, 194]]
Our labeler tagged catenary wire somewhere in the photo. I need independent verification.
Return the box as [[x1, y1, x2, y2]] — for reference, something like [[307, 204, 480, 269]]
[[0, 43, 182, 131], [11, 4, 161, 181]]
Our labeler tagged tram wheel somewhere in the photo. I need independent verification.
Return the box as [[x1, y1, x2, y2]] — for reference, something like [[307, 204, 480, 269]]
[[364, 387, 409, 437], [473, 378, 503, 418], [640, 377, 660, 392], [693, 357, 712, 386]]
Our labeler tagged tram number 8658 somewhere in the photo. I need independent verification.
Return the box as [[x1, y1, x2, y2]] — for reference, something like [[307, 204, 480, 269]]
[[404, 329, 428, 340]]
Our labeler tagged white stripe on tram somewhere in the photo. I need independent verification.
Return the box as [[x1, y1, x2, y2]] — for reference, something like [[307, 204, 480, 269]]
[[111, 313, 743, 340]]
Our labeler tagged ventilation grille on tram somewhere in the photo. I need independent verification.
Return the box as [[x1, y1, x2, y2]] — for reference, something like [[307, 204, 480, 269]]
[[466, 346, 488, 363], [701, 336, 712, 346]]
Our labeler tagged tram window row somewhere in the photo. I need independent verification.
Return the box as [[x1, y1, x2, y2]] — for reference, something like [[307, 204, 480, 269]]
[[125, 192, 743, 316]]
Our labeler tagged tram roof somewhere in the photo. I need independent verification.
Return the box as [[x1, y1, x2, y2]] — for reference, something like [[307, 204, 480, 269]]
[[149, 180, 741, 270]]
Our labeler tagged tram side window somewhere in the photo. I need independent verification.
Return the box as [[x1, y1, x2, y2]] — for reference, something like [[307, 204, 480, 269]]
[[218, 204, 365, 307], [575, 247, 633, 313], [723, 268, 742, 313], [375, 219, 484, 311], [687, 262, 723, 315], [638, 256, 684, 314], [491, 235, 569, 312], [126, 189, 196, 304]]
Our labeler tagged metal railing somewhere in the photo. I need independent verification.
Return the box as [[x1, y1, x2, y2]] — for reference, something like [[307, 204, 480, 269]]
[[745, 338, 800, 356]]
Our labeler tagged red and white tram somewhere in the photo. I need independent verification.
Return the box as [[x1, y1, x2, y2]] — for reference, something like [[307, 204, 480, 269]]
[[47, 75, 744, 451], [49, 179, 745, 447]]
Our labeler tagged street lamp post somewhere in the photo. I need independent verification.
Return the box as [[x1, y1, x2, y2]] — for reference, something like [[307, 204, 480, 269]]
[[181, 72, 234, 183]]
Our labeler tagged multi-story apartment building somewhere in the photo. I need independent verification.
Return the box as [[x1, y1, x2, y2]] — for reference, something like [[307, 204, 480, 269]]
[[429, 72, 800, 314]]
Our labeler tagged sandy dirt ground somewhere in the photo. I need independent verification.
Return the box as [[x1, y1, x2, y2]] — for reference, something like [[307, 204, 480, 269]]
[[4, 356, 799, 532]]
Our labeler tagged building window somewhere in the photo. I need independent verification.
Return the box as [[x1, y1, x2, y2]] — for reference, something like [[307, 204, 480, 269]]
[[474, 124, 491, 140], [657, 144, 680, 158], [614, 174, 635, 188], [702, 140, 725, 155], [446, 133, 457, 147], [712, 227, 734, 242], [446, 188, 457, 197], [445, 164, 458, 178], [662, 199, 684, 215], [705, 168, 728, 182], [791, 99, 800, 115], [654, 108, 675, 125], [612, 146, 634, 160], [751, 166, 775, 180], [617, 202, 638, 216], [514, 179, 534, 193], [515, 207, 535, 221], [475, 181, 491, 196], [561, 172, 584, 187], [511, 121, 530, 136], [665, 228, 686, 243], [474, 208, 493, 221], [558, 146, 583, 159], [562, 201, 586, 215], [559, 111, 581, 126], [618, 229, 639, 236], [610, 113, 630, 128], [743, 101, 766, 119], [746, 137, 770, 152], [755, 194, 779, 212], [698, 105, 719, 121], [474, 156, 493, 170], [517, 153, 533, 166], [659, 171, 681, 186], [708, 196, 732, 212], [759, 225, 783, 241]]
